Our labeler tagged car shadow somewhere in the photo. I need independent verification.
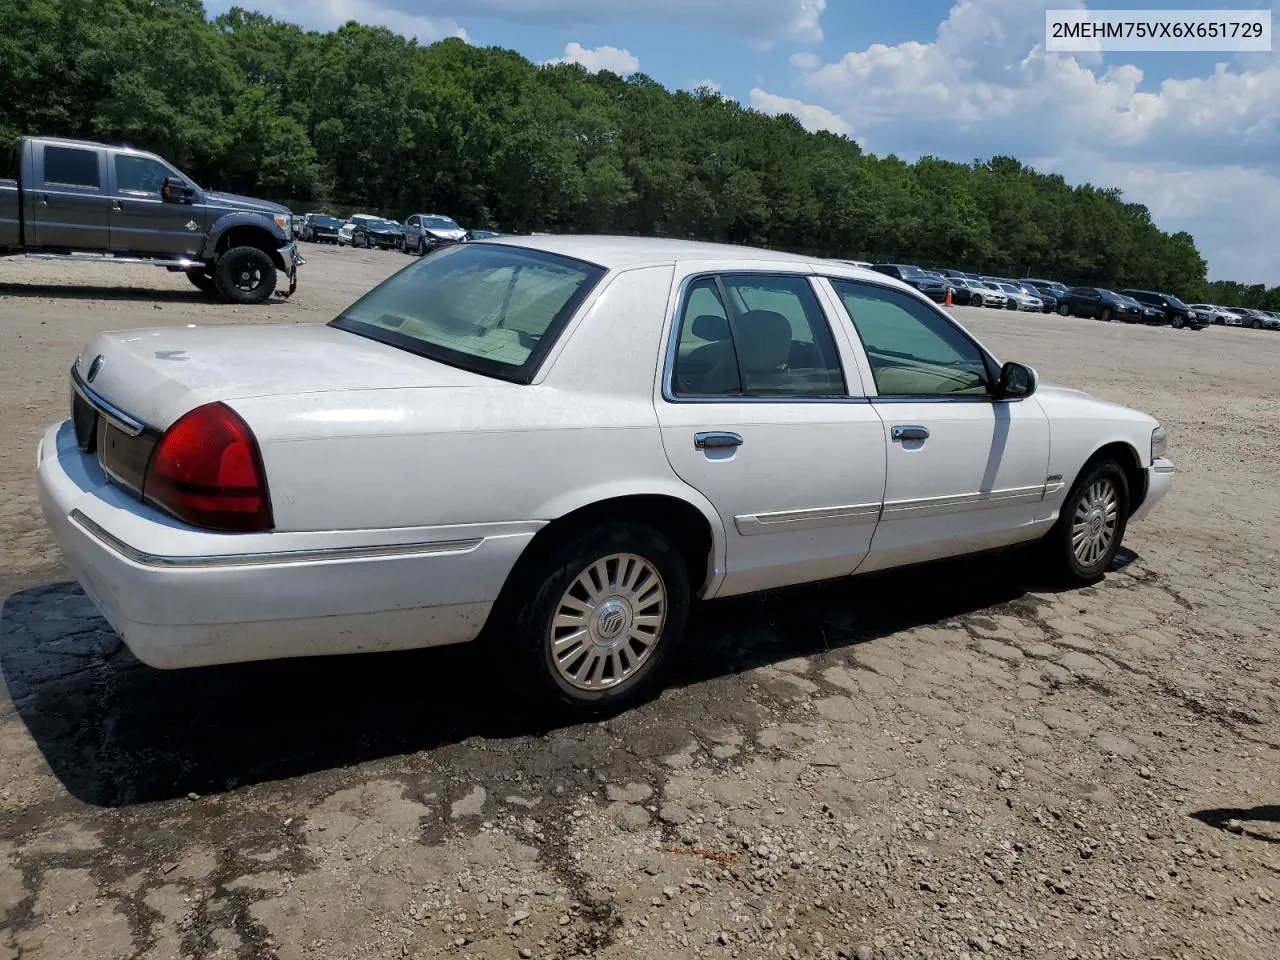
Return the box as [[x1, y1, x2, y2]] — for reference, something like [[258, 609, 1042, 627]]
[[0, 282, 214, 304], [1190, 805, 1280, 844], [0, 549, 1091, 808]]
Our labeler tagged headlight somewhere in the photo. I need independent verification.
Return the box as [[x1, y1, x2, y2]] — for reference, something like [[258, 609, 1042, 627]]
[[273, 214, 290, 233], [1151, 425, 1167, 462]]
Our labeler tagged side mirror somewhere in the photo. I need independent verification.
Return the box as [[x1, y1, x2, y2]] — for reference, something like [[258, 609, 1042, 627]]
[[161, 177, 195, 204], [998, 361, 1037, 399]]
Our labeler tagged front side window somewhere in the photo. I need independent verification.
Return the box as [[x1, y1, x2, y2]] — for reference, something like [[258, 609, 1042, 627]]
[[115, 154, 173, 195], [331, 243, 604, 384], [43, 145, 99, 188], [671, 274, 846, 398], [832, 279, 990, 397]]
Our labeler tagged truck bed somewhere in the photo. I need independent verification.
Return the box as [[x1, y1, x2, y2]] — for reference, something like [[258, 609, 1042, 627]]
[[0, 179, 19, 248]]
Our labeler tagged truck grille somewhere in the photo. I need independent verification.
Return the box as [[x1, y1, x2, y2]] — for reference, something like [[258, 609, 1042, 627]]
[[71, 371, 156, 498]]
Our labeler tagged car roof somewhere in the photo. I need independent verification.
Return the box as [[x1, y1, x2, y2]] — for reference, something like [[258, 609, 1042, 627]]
[[492, 234, 879, 274]]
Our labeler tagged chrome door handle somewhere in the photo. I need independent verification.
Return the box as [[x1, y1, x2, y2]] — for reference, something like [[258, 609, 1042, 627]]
[[694, 431, 744, 450], [891, 425, 930, 442]]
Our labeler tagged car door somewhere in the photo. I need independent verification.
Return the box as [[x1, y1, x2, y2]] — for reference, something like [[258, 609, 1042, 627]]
[[822, 277, 1051, 573], [107, 151, 203, 257], [30, 143, 110, 250], [655, 269, 888, 598]]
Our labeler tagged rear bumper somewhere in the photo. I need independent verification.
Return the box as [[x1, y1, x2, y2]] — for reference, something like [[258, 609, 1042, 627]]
[[36, 421, 537, 669], [1131, 458, 1173, 523]]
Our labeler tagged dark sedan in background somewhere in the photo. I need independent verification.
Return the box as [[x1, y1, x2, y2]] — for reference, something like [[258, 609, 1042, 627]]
[[300, 213, 342, 244], [1117, 289, 1206, 330], [1057, 287, 1144, 322], [871, 264, 951, 302]]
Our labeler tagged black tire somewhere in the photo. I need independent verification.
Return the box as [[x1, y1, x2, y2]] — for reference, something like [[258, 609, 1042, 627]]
[[1043, 458, 1130, 585], [1099, 307, 1112, 322], [1251, 319, 1262, 329], [357, 231, 369, 249], [214, 246, 277, 305], [186, 270, 218, 296], [417, 238, 428, 256], [971, 294, 983, 308], [1057, 303, 1070, 317], [1171, 314, 1184, 329], [1005, 300, 1018, 311], [508, 522, 691, 712]]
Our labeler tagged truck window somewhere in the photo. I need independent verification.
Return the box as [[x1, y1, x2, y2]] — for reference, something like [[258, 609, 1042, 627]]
[[44, 146, 100, 189], [1, 141, 17, 181], [115, 154, 172, 196]]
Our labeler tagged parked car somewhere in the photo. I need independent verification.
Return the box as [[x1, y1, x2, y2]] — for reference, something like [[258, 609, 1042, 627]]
[[959, 279, 1009, 309], [995, 282, 1043, 312], [870, 264, 950, 302], [1114, 293, 1164, 324], [1230, 308, 1280, 330], [36, 237, 1173, 711], [0, 135, 299, 304], [939, 268, 980, 281], [1116, 289, 1205, 330], [403, 213, 468, 255], [1057, 287, 1141, 322], [339, 215, 404, 250], [300, 213, 342, 244], [1020, 279, 1070, 302]]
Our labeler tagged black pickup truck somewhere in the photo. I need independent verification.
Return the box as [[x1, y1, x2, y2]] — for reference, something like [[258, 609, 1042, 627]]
[[0, 136, 300, 304]]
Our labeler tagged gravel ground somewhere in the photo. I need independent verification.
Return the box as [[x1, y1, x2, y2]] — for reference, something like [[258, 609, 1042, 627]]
[[1, 245, 1277, 960]]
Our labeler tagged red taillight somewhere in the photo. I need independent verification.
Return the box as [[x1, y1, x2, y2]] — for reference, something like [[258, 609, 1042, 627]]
[[143, 403, 273, 532]]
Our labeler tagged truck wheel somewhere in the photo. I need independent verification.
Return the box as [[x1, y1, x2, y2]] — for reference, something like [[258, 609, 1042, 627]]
[[215, 247, 277, 305], [186, 271, 218, 296]]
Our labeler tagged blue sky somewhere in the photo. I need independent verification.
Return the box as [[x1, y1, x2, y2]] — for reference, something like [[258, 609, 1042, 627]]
[[207, 0, 1280, 285]]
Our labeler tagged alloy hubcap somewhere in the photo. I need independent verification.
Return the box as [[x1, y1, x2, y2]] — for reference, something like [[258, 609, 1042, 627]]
[[235, 265, 262, 292], [549, 553, 666, 691], [1072, 478, 1119, 567]]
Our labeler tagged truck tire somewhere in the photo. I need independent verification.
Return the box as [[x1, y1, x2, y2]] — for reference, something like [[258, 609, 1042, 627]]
[[186, 271, 218, 297], [215, 246, 277, 305]]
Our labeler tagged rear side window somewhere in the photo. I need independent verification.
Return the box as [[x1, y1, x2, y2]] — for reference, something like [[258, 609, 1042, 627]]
[[671, 274, 845, 398], [331, 243, 604, 384], [43, 146, 99, 188]]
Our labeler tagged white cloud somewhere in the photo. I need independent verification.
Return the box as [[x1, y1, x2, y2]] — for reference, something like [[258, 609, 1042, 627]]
[[543, 42, 639, 74], [789, 51, 820, 69], [690, 78, 721, 93], [231, 0, 824, 43], [790, 0, 1280, 283], [240, 0, 467, 42], [749, 88, 851, 136]]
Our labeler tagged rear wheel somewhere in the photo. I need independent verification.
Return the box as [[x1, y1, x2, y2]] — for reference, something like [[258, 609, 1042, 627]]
[[509, 522, 690, 712], [1043, 459, 1129, 585], [214, 246, 277, 305]]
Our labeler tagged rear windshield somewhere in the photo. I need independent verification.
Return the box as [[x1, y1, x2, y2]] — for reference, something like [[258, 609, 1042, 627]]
[[330, 243, 605, 384]]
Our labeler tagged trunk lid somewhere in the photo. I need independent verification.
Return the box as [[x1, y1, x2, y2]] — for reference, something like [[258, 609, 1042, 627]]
[[74, 322, 487, 430]]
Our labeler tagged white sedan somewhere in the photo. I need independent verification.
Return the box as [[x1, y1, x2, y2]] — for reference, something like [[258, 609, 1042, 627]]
[[37, 237, 1173, 710], [996, 282, 1044, 312]]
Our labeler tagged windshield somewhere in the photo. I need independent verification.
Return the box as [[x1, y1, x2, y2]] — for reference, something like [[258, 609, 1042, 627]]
[[896, 265, 925, 279], [997, 283, 1020, 294], [313, 216, 340, 227], [1163, 294, 1188, 309], [424, 216, 461, 229], [330, 243, 605, 384]]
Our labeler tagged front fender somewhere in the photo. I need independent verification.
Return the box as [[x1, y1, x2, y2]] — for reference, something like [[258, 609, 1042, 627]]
[[200, 211, 290, 259]]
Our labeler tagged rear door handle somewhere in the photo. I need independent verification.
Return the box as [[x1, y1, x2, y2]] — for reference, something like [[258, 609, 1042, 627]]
[[694, 431, 743, 450], [891, 425, 930, 442]]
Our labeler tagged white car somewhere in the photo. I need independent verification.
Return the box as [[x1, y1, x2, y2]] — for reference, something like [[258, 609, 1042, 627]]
[[953, 278, 1008, 309], [1187, 303, 1239, 325], [37, 237, 1174, 710], [996, 282, 1044, 312]]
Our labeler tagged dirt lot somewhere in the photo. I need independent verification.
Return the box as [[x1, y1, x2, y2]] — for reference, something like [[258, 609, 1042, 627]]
[[1, 245, 1278, 960]]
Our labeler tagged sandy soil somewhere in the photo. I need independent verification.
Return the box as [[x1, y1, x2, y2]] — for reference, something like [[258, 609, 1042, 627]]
[[1, 245, 1277, 960]]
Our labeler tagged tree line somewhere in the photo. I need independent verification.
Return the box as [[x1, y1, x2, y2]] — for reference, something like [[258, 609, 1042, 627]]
[[2, 0, 1276, 307]]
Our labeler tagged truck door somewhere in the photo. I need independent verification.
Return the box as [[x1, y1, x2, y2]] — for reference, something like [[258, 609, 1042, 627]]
[[108, 152, 203, 258], [30, 143, 110, 250]]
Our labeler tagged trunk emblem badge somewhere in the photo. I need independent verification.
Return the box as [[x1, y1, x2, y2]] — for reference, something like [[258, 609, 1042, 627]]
[[86, 355, 104, 383]]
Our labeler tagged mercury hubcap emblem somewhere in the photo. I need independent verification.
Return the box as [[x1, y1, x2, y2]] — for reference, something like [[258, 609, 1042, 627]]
[[595, 598, 629, 641]]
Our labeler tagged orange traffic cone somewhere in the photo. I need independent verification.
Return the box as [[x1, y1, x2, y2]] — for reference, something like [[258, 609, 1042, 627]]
[[944, 288, 953, 307]]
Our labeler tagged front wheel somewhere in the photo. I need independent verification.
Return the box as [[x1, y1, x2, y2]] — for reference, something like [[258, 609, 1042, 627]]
[[511, 522, 690, 712], [1099, 307, 1113, 322], [1251, 319, 1262, 329], [214, 246, 277, 305], [971, 294, 983, 307], [1171, 315, 1185, 329], [1057, 303, 1070, 317], [1044, 459, 1130, 584]]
